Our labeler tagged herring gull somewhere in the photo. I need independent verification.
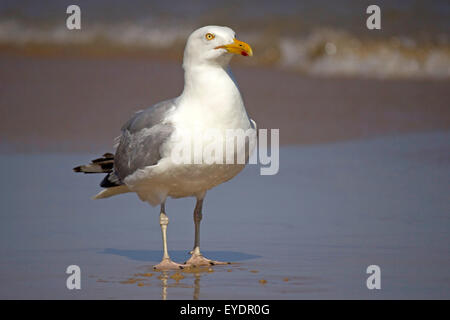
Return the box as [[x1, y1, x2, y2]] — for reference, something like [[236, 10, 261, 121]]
[[74, 26, 256, 270]]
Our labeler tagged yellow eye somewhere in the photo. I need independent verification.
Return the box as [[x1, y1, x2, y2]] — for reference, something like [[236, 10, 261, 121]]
[[205, 33, 215, 40]]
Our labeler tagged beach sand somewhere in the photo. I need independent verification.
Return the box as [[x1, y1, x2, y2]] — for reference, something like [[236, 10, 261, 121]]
[[0, 132, 449, 299], [0, 53, 449, 152], [0, 53, 449, 299]]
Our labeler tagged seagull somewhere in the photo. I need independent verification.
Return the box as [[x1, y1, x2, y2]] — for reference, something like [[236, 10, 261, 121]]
[[74, 26, 256, 270]]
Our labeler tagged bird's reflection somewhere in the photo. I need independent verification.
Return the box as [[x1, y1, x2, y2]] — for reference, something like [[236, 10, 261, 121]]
[[193, 273, 200, 300], [158, 266, 214, 300], [113, 255, 258, 300], [158, 271, 169, 300]]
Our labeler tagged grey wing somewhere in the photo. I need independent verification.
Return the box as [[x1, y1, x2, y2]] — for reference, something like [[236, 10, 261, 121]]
[[114, 99, 177, 181]]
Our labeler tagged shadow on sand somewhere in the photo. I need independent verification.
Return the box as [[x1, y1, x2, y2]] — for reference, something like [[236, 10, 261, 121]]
[[101, 248, 261, 263]]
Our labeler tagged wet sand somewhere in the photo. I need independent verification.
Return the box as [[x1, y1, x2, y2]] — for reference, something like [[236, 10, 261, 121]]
[[0, 132, 449, 299], [0, 53, 449, 152], [0, 52, 449, 299]]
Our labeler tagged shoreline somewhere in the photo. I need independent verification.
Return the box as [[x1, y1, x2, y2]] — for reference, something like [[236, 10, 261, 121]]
[[0, 53, 449, 153]]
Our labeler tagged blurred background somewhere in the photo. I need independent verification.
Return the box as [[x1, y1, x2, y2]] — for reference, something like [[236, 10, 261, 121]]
[[0, 0, 449, 151], [1, 0, 450, 77], [0, 1, 449, 299]]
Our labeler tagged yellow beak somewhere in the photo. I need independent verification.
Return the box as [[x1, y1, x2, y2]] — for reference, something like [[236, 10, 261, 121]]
[[215, 38, 253, 57]]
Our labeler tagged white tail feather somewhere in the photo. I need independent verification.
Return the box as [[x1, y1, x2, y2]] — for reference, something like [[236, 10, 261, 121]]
[[92, 185, 131, 199]]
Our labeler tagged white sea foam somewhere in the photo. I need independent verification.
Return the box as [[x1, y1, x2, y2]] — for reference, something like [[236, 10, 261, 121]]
[[278, 29, 450, 79], [1, 19, 449, 79]]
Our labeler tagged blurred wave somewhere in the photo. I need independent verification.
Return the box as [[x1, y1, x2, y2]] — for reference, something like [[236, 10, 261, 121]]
[[278, 29, 450, 79], [1, 0, 449, 79]]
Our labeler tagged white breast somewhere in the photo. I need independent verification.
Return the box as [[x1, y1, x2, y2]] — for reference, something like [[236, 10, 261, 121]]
[[125, 65, 254, 205]]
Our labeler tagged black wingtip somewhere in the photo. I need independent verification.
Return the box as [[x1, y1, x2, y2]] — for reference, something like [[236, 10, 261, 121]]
[[73, 166, 82, 172], [100, 173, 123, 188]]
